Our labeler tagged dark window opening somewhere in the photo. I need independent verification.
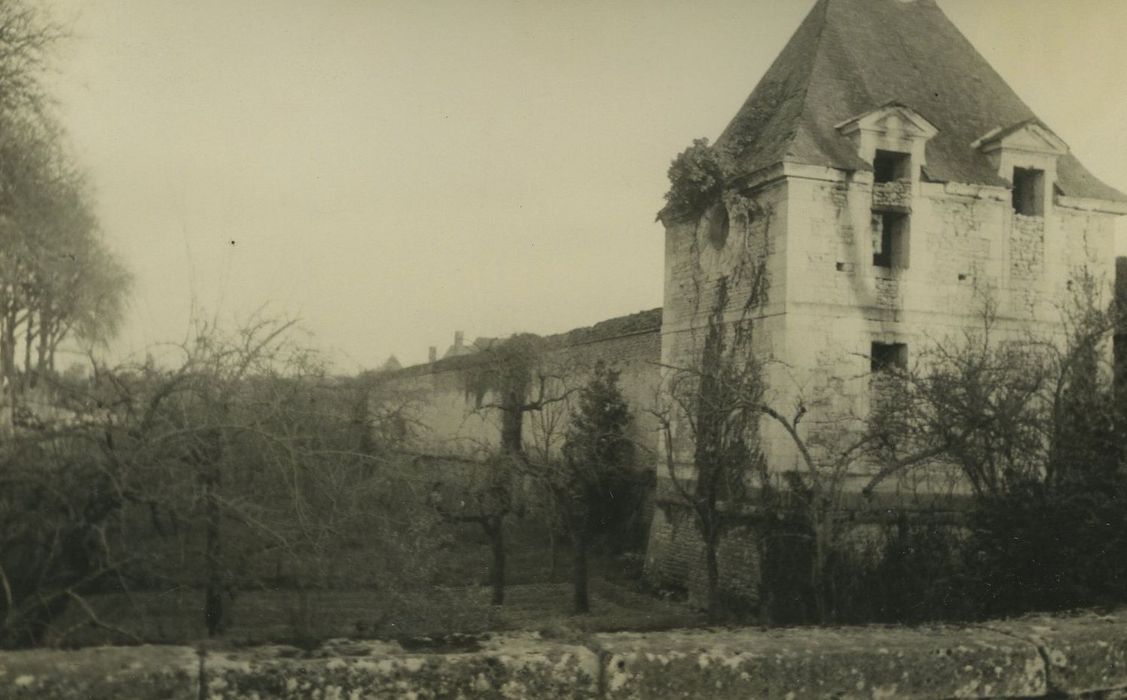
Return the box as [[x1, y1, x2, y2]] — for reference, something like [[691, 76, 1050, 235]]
[[872, 212, 909, 268], [871, 342, 908, 374], [873, 150, 911, 183], [1012, 167, 1045, 216]]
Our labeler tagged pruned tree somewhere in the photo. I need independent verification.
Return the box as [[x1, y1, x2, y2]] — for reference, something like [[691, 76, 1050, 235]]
[[427, 452, 518, 606], [462, 334, 560, 455], [0, 313, 439, 646], [430, 333, 575, 605]]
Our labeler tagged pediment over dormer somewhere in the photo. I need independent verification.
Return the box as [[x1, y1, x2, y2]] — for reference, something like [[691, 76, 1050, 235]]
[[972, 119, 1069, 157], [833, 103, 938, 180], [973, 120, 1069, 213], [835, 103, 939, 143]]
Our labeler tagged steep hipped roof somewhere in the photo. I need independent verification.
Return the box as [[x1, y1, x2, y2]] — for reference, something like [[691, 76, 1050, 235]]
[[717, 0, 1127, 203]]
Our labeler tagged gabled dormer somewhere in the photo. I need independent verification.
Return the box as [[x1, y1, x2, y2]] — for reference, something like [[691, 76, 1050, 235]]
[[836, 104, 938, 273], [972, 119, 1069, 217], [835, 103, 939, 193]]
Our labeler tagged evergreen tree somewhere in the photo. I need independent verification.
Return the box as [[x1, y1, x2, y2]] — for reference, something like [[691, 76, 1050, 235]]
[[559, 361, 635, 613]]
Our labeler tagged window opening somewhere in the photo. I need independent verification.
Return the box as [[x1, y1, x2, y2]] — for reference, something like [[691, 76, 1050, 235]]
[[1012, 167, 1045, 216], [871, 342, 908, 374], [873, 150, 911, 183], [872, 212, 909, 268], [704, 204, 730, 249]]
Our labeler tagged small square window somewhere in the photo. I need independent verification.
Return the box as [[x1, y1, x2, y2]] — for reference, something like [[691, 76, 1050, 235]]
[[1012, 167, 1045, 216], [873, 150, 911, 183], [871, 342, 907, 374]]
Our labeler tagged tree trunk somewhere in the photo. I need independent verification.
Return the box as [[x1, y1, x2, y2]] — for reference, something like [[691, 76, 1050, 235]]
[[203, 467, 224, 637], [35, 312, 50, 380], [548, 527, 558, 580], [705, 532, 721, 623], [22, 312, 33, 392], [2, 309, 17, 428], [1, 309, 16, 386], [757, 530, 775, 628], [573, 531, 590, 614], [500, 404, 523, 455], [486, 517, 505, 605], [811, 516, 830, 625]]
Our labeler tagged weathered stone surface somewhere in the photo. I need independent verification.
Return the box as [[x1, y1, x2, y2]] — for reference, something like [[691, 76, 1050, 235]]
[[990, 610, 1127, 696], [594, 625, 1046, 699], [871, 180, 913, 211], [9, 611, 1127, 698], [202, 633, 599, 699], [0, 644, 198, 699]]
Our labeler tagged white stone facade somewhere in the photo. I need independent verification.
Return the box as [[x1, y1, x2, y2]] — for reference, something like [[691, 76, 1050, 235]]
[[661, 149, 1124, 493]]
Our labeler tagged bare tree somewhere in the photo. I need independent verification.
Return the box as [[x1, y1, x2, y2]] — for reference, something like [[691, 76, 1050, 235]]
[[6, 314, 437, 642], [653, 265, 944, 622], [0, 0, 63, 114], [863, 273, 1121, 498], [428, 334, 575, 605]]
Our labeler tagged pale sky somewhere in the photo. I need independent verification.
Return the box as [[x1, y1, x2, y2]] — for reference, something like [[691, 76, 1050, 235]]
[[41, 0, 1127, 370]]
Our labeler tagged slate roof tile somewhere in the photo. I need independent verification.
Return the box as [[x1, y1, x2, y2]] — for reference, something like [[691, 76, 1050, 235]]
[[716, 0, 1126, 202]]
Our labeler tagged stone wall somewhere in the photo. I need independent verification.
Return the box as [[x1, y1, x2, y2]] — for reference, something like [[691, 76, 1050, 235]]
[[374, 309, 662, 464], [7, 608, 1127, 698], [764, 168, 1115, 489], [644, 504, 761, 606]]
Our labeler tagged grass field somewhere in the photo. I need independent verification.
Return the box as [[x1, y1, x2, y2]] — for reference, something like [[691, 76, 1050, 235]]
[[46, 522, 702, 648], [49, 578, 702, 648]]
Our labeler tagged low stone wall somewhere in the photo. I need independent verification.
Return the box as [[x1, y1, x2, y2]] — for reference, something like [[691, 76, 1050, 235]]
[[4, 610, 1127, 698], [645, 504, 762, 607]]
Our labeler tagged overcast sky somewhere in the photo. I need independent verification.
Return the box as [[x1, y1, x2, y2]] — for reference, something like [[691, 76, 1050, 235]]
[[41, 0, 1127, 370]]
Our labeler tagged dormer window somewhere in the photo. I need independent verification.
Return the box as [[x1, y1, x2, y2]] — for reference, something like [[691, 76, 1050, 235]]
[[973, 119, 1068, 218], [1012, 167, 1045, 216], [835, 103, 938, 183], [873, 150, 911, 183]]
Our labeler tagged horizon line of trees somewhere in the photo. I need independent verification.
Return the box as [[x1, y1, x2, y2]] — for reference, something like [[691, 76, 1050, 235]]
[[0, 0, 131, 411]]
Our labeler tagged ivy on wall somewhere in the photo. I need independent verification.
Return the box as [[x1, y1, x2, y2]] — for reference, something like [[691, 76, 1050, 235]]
[[660, 138, 735, 223]]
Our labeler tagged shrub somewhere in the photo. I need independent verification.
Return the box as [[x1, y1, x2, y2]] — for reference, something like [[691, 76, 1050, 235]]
[[661, 138, 734, 222], [965, 477, 1127, 617]]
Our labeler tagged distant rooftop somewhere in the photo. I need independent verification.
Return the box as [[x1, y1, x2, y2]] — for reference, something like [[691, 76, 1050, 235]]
[[388, 308, 662, 378]]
